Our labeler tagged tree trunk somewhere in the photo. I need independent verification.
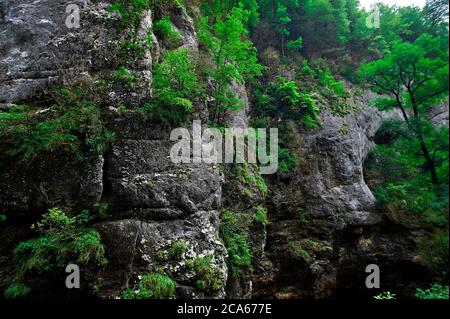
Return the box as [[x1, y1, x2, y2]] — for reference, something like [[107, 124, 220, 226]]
[[411, 102, 439, 185], [419, 137, 439, 185]]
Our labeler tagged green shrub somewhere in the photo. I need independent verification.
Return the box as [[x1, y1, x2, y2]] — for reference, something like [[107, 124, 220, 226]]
[[122, 273, 176, 299], [119, 31, 153, 58], [12, 208, 107, 280], [0, 88, 114, 162], [287, 36, 303, 50], [249, 117, 269, 129], [301, 61, 347, 98], [193, 255, 224, 293], [253, 78, 319, 127], [415, 284, 449, 299], [0, 214, 6, 222], [219, 210, 252, 276], [4, 283, 30, 299], [153, 16, 182, 46], [139, 49, 202, 126], [419, 231, 449, 281], [366, 121, 449, 284], [198, 6, 265, 121]]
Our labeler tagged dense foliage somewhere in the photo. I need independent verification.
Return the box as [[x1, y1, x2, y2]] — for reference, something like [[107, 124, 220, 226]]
[[1, 0, 448, 300], [357, 0, 449, 295], [5, 208, 107, 298], [0, 87, 114, 162], [139, 49, 203, 125], [199, 4, 266, 121]]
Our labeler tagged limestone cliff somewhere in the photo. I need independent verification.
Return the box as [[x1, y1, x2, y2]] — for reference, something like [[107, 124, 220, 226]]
[[0, 0, 447, 299]]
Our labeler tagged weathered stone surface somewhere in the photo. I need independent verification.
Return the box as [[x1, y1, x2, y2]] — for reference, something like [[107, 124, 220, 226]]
[[0, 154, 104, 213], [96, 210, 228, 298], [257, 96, 407, 298], [106, 165, 222, 213], [220, 81, 271, 299], [0, 0, 152, 106], [223, 81, 249, 129], [0, 0, 229, 300], [1, 0, 441, 301]]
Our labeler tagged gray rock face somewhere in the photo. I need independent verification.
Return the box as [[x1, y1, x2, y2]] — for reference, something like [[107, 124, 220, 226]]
[[220, 82, 270, 299], [223, 81, 249, 129], [1, 0, 440, 300], [430, 100, 449, 127], [0, 0, 152, 107], [96, 210, 227, 298], [257, 97, 410, 298], [0, 0, 228, 299], [292, 106, 398, 228], [0, 154, 104, 213], [98, 111, 228, 297]]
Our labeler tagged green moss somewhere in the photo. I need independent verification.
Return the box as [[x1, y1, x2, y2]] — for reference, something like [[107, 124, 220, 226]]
[[255, 174, 268, 196], [0, 214, 6, 223], [234, 163, 268, 196], [243, 188, 252, 199], [122, 273, 176, 299], [155, 249, 166, 262], [193, 255, 224, 293], [147, 180, 156, 189], [184, 258, 194, 269], [112, 66, 139, 88], [155, 240, 188, 262], [254, 206, 269, 226], [167, 240, 188, 259]]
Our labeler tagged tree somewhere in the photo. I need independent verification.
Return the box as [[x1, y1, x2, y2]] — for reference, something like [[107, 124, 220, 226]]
[[424, 0, 450, 28], [203, 0, 260, 27], [274, 3, 291, 55], [198, 6, 265, 121], [142, 49, 203, 126], [360, 34, 449, 184]]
